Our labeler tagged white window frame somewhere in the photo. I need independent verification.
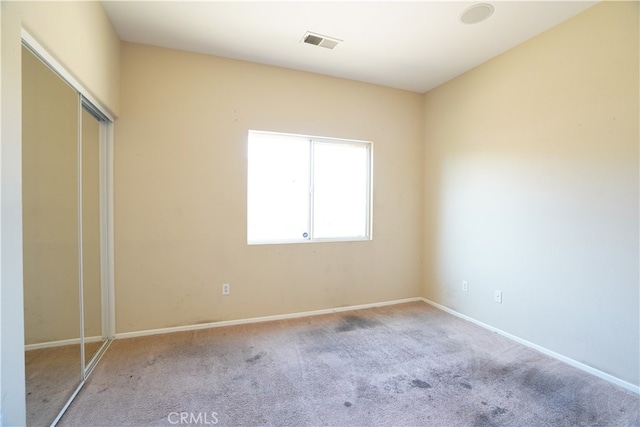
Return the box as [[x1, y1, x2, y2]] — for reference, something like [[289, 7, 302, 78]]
[[247, 130, 373, 245]]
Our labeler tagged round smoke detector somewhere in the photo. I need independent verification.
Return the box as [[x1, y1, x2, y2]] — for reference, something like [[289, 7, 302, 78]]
[[460, 3, 495, 24]]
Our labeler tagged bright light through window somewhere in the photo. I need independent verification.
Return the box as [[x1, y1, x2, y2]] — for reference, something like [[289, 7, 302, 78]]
[[247, 131, 372, 244]]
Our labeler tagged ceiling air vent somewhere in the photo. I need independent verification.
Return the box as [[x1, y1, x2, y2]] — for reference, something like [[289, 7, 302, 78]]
[[302, 32, 342, 50]]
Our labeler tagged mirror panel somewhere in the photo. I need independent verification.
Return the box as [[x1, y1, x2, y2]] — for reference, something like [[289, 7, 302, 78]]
[[82, 107, 106, 366], [22, 45, 81, 427]]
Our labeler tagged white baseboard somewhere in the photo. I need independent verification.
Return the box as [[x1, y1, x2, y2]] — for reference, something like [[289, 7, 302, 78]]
[[115, 297, 423, 340], [420, 298, 640, 395], [25, 335, 104, 351]]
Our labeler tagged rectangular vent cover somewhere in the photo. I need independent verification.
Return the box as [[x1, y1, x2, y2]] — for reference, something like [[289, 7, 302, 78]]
[[302, 32, 341, 50]]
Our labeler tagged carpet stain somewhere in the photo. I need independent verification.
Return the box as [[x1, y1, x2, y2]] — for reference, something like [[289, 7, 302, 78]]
[[473, 413, 497, 427], [520, 367, 602, 422], [344, 402, 352, 407], [491, 407, 507, 416], [460, 382, 473, 389], [521, 367, 563, 395], [245, 352, 266, 364], [485, 361, 520, 378], [411, 379, 431, 389], [382, 374, 409, 394], [473, 407, 507, 427], [335, 315, 380, 332]]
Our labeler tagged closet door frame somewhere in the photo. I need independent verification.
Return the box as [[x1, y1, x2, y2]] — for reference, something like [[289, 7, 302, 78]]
[[80, 98, 112, 377]]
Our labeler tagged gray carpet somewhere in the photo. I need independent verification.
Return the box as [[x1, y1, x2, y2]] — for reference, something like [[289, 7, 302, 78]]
[[59, 302, 639, 426], [26, 341, 103, 427], [26, 344, 81, 427]]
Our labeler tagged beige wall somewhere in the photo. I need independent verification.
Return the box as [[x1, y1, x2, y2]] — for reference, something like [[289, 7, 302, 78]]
[[1, 2, 120, 424], [423, 1, 639, 386], [11, 1, 121, 116], [115, 42, 424, 333]]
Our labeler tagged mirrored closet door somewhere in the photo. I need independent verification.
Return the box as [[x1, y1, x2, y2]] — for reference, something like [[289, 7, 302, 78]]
[[22, 43, 113, 427], [81, 104, 109, 370]]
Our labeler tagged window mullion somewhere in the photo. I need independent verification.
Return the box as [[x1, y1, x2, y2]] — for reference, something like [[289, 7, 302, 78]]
[[366, 144, 372, 238], [308, 139, 315, 241]]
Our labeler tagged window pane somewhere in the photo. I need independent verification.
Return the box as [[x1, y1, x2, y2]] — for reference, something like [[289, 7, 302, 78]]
[[247, 133, 310, 242], [313, 142, 369, 239]]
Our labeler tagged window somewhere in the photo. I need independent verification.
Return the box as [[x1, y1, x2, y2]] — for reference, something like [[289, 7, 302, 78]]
[[247, 131, 372, 244]]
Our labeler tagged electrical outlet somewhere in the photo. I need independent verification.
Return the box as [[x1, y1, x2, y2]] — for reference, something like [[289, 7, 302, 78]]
[[462, 281, 469, 292], [494, 290, 502, 303], [222, 283, 230, 296]]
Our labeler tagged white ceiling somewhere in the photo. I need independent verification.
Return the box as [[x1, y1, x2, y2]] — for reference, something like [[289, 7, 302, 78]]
[[103, 1, 597, 94]]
